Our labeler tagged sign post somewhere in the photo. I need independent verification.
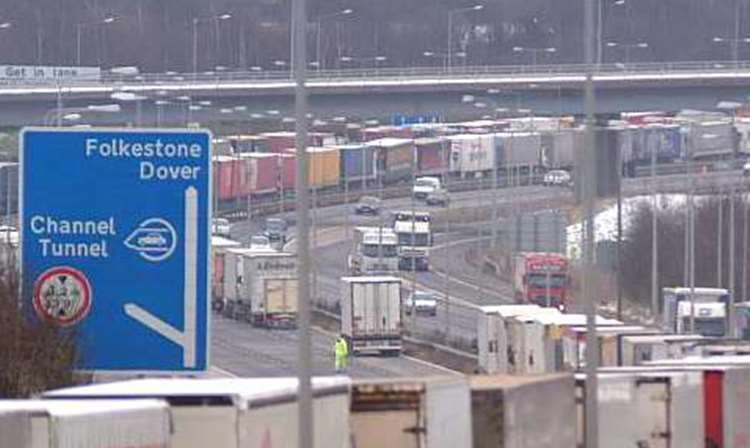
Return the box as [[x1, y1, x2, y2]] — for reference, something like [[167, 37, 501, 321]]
[[20, 128, 211, 372]]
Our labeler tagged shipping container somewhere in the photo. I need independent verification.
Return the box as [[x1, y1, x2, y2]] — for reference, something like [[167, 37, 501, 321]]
[[493, 132, 542, 168], [470, 374, 576, 448], [309, 132, 337, 147], [601, 363, 750, 448], [477, 305, 560, 374], [415, 138, 448, 174], [561, 326, 657, 368], [684, 120, 736, 159], [223, 248, 298, 327], [213, 138, 234, 156], [212, 236, 241, 310], [540, 129, 583, 169], [507, 116, 571, 132], [260, 131, 307, 153], [308, 146, 341, 188], [336, 144, 376, 183], [361, 126, 415, 141], [0, 399, 171, 448], [240, 153, 279, 195], [45, 377, 351, 448], [576, 370, 704, 448], [621, 111, 668, 125], [350, 377, 472, 448], [369, 138, 415, 184], [340, 276, 402, 355], [227, 135, 270, 153], [447, 134, 496, 174], [213, 155, 246, 201], [619, 334, 706, 366], [279, 153, 296, 191]]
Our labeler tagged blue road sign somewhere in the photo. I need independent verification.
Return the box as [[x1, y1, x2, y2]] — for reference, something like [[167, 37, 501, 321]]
[[20, 128, 211, 372], [391, 113, 441, 126]]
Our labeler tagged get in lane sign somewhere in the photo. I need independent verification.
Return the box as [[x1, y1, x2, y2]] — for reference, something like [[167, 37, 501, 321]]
[[20, 128, 211, 372]]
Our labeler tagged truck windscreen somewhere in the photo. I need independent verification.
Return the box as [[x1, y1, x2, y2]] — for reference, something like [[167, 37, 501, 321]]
[[528, 274, 566, 288], [363, 244, 398, 257]]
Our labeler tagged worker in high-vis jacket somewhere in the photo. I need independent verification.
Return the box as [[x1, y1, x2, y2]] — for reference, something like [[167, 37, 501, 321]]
[[334, 335, 349, 373]]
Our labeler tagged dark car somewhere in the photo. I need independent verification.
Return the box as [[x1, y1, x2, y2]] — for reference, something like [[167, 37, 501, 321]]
[[263, 218, 288, 244], [354, 196, 381, 215], [425, 189, 449, 207]]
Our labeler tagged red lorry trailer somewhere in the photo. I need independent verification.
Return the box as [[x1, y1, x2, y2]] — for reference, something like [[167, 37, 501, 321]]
[[513, 252, 569, 309]]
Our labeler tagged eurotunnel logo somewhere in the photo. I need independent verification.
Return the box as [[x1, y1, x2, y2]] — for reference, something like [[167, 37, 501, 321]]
[[33, 266, 92, 326], [124, 217, 178, 262]]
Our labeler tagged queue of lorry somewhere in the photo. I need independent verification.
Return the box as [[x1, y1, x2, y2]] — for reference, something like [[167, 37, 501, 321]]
[[6, 356, 750, 448]]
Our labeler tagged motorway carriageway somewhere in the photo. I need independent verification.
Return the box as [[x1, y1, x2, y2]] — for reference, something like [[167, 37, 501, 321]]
[[213, 170, 747, 376]]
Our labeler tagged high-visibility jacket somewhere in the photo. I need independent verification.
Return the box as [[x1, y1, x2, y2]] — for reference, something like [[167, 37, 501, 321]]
[[335, 338, 348, 359]]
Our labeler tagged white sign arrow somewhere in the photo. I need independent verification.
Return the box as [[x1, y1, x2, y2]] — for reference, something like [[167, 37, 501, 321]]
[[124, 186, 198, 368]]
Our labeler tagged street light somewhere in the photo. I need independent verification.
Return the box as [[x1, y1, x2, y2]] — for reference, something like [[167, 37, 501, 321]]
[[424, 50, 465, 69], [76, 15, 118, 66], [339, 55, 387, 68], [44, 103, 121, 126], [192, 13, 232, 74], [605, 41, 648, 64], [512, 46, 556, 65], [447, 4, 483, 71], [316, 8, 353, 71], [712, 36, 750, 62]]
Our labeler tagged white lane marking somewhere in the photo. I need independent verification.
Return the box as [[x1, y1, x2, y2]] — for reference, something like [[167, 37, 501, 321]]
[[208, 366, 238, 378]]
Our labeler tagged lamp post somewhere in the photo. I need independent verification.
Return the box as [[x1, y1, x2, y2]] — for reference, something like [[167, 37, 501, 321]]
[[192, 13, 232, 74], [44, 104, 121, 126], [423, 50, 465, 70], [597, 0, 626, 65], [447, 4, 483, 71], [712, 36, 750, 64], [110, 91, 147, 126], [339, 55, 387, 69], [605, 41, 648, 64], [512, 46, 556, 66], [316, 8, 352, 71], [76, 16, 117, 66]]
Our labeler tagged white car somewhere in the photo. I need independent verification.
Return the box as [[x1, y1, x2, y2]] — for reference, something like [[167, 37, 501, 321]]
[[249, 235, 274, 251], [212, 218, 231, 236], [743, 161, 750, 176], [543, 170, 572, 187], [404, 291, 438, 316], [413, 176, 442, 200]]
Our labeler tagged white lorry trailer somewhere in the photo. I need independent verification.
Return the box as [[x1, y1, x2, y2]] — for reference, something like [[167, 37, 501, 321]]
[[44, 377, 350, 448], [0, 399, 171, 448], [348, 226, 399, 274], [223, 247, 298, 327], [341, 276, 402, 355], [350, 377, 472, 448]]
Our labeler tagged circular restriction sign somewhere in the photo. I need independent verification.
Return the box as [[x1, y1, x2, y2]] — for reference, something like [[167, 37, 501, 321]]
[[33, 266, 92, 326]]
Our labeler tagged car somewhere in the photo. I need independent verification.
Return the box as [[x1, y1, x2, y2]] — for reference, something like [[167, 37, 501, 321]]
[[249, 235, 274, 250], [743, 161, 750, 176], [413, 176, 442, 199], [425, 188, 450, 207], [263, 218, 288, 244], [212, 218, 231, 236], [403, 291, 438, 316], [138, 232, 167, 247], [354, 196, 381, 215], [543, 170, 572, 187]]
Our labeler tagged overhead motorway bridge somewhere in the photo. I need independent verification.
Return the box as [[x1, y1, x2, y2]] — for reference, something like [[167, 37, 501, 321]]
[[3, 61, 750, 126]]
